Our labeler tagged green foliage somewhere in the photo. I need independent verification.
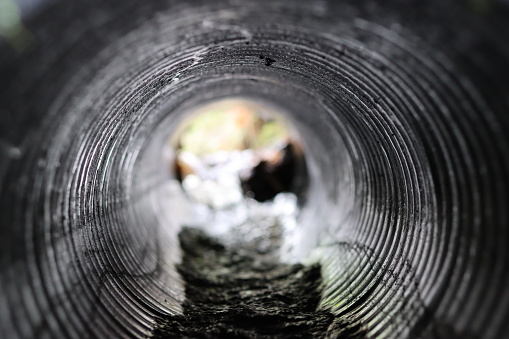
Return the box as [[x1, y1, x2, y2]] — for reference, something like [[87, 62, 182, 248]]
[[179, 106, 289, 156]]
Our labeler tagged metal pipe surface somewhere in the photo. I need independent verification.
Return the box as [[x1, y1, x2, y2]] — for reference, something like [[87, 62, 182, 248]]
[[1, 0, 508, 338]]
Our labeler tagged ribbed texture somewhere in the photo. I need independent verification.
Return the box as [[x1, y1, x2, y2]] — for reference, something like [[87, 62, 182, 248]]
[[0, 0, 508, 338]]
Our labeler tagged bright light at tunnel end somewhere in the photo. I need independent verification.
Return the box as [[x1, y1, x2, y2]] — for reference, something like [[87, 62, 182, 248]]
[[162, 98, 310, 240]]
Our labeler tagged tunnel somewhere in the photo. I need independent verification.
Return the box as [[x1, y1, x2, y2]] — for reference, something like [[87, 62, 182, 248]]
[[1, 0, 508, 338]]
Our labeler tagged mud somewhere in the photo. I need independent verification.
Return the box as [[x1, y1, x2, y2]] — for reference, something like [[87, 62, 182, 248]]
[[152, 227, 366, 338]]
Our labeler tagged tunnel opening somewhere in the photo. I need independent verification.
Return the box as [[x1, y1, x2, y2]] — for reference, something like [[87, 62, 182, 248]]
[[173, 99, 308, 203], [166, 98, 308, 237]]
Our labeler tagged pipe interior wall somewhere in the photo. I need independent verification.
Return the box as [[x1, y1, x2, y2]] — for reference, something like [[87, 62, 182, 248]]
[[0, 0, 508, 338]]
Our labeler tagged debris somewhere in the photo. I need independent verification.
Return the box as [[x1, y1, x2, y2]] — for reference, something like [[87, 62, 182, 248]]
[[152, 227, 365, 338]]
